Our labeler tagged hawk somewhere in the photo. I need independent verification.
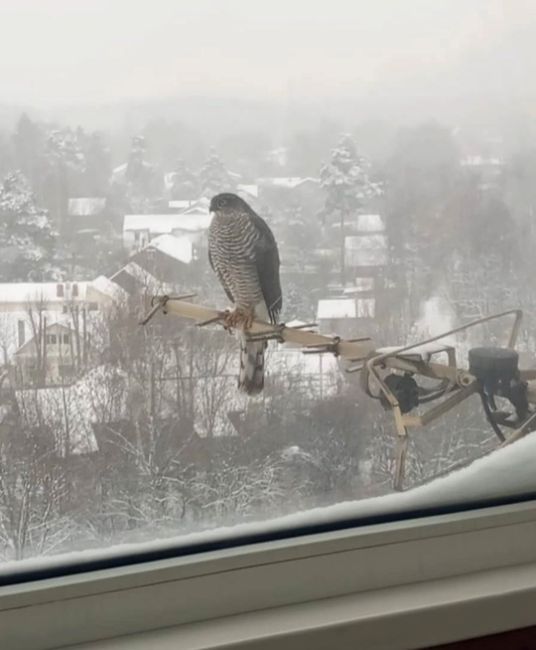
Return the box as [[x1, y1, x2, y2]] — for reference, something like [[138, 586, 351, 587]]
[[208, 193, 282, 395]]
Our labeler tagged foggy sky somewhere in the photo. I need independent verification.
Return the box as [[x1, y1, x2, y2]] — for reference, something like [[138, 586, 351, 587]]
[[1, 0, 535, 122]]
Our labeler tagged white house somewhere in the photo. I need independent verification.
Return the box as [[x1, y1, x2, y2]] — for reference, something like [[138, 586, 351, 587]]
[[0, 278, 126, 372], [123, 198, 211, 253]]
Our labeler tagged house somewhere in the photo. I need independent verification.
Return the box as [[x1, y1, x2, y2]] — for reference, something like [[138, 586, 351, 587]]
[[460, 155, 504, 190], [123, 198, 211, 253], [343, 213, 389, 326], [316, 298, 359, 338], [0, 278, 126, 384], [13, 322, 83, 387], [109, 231, 200, 298], [67, 197, 108, 232], [257, 177, 323, 214]]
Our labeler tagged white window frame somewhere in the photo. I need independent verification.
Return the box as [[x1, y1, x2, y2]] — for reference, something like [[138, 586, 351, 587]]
[[1, 499, 536, 649]]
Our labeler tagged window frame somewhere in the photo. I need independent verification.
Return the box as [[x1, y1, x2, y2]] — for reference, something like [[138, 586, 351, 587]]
[[1, 497, 536, 649]]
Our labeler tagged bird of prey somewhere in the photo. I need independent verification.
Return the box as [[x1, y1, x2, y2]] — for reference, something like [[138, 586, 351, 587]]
[[208, 192, 282, 395]]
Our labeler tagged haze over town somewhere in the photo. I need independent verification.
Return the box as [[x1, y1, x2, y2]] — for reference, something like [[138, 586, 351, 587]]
[[0, 1, 536, 561]]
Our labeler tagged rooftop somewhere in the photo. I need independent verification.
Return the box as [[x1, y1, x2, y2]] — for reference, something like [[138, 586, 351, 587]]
[[345, 234, 388, 267], [257, 177, 319, 189], [317, 298, 357, 320], [123, 211, 211, 234], [0, 282, 90, 304], [68, 198, 106, 217], [355, 214, 385, 232], [147, 234, 194, 264]]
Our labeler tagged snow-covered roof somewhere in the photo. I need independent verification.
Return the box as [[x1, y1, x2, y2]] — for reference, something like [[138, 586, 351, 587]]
[[0, 282, 90, 304], [461, 155, 503, 167], [317, 299, 357, 320], [123, 212, 211, 234], [68, 198, 106, 217], [344, 278, 374, 294], [147, 234, 194, 264], [237, 184, 259, 198], [113, 162, 127, 175], [257, 177, 319, 189], [168, 200, 197, 210], [90, 275, 129, 302], [345, 235, 388, 267], [356, 214, 385, 232]]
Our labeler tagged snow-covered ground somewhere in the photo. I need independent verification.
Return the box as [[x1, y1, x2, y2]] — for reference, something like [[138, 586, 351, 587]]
[[2, 431, 534, 574]]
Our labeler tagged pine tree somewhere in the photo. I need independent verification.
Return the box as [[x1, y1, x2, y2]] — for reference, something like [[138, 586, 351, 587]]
[[170, 158, 198, 200], [320, 134, 381, 284], [199, 148, 235, 197], [41, 128, 87, 232], [0, 171, 56, 281], [124, 135, 159, 211], [12, 113, 45, 194]]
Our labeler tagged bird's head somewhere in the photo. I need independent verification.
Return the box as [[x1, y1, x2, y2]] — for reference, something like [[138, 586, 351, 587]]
[[209, 193, 248, 215]]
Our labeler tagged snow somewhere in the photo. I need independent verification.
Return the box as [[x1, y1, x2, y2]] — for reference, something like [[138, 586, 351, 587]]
[[345, 278, 374, 293], [356, 297, 375, 318], [90, 275, 129, 302], [168, 200, 196, 210], [3, 431, 535, 574], [237, 184, 259, 198], [123, 212, 211, 235], [317, 299, 357, 320], [257, 177, 319, 189], [0, 282, 89, 304], [461, 156, 503, 167], [412, 295, 456, 343], [147, 234, 194, 264], [355, 214, 385, 232], [68, 198, 106, 217], [345, 235, 388, 267], [16, 365, 127, 457]]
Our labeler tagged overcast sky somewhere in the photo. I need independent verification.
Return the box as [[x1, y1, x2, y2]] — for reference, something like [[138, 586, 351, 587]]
[[0, 0, 534, 110]]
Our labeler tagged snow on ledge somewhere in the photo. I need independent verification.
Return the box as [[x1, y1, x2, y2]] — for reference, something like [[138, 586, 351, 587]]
[[1, 432, 535, 573]]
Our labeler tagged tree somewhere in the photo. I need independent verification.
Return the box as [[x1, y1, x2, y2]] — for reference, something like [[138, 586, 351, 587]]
[[0, 171, 56, 281], [320, 134, 381, 284], [83, 131, 111, 196], [11, 113, 45, 191], [40, 128, 87, 233], [199, 148, 235, 197], [169, 158, 198, 200], [124, 135, 160, 211]]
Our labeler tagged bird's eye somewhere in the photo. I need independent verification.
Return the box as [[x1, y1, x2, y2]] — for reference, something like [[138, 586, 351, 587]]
[[217, 198, 227, 208]]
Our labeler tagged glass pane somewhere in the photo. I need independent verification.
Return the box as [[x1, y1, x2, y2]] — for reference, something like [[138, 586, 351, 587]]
[[0, 0, 535, 568]]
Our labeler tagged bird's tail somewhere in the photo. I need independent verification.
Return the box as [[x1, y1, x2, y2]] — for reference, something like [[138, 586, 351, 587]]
[[238, 332, 265, 395]]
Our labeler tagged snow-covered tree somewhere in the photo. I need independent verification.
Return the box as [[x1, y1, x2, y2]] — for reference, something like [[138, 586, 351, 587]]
[[320, 134, 382, 283], [169, 158, 198, 200], [320, 134, 381, 215], [0, 171, 56, 281], [199, 148, 235, 197], [123, 135, 159, 211]]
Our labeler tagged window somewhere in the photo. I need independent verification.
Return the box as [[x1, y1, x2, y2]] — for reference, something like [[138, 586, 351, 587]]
[[1, 6, 536, 649]]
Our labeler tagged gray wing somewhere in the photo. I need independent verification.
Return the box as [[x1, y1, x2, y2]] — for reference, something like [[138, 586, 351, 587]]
[[249, 211, 282, 324]]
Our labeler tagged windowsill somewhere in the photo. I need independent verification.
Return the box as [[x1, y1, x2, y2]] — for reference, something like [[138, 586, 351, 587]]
[[1, 499, 536, 649]]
